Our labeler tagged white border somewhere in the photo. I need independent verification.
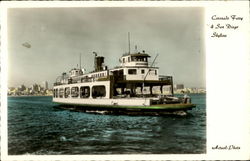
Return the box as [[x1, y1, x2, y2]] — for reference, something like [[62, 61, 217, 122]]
[[1, 3, 8, 160], [1, 1, 250, 160]]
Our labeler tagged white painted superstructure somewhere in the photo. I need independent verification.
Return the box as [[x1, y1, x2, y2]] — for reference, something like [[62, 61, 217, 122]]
[[53, 50, 176, 107]]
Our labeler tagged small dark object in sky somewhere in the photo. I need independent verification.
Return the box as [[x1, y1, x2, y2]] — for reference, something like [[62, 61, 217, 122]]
[[22, 42, 31, 48]]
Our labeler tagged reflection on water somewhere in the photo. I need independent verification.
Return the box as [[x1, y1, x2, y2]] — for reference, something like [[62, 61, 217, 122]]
[[8, 94, 206, 154]]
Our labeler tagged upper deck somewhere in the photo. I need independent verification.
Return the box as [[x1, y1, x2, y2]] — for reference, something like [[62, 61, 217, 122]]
[[53, 50, 170, 87]]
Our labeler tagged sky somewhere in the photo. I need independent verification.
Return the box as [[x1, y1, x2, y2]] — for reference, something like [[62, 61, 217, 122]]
[[7, 7, 205, 88]]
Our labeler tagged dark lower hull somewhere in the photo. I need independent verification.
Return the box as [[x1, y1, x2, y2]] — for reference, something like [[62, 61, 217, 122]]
[[53, 103, 196, 116]]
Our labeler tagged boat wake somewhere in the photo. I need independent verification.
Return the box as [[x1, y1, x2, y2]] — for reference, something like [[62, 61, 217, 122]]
[[53, 105, 188, 116]]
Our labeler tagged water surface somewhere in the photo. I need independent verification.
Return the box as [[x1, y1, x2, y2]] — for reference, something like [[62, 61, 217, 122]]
[[8, 94, 206, 154]]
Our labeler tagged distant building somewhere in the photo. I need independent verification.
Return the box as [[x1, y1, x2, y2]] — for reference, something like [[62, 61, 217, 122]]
[[31, 84, 39, 92], [18, 84, 26, 91], [38, 85, 42, 92], [42, 81, 48, 90], [174, 84, 184, 90]]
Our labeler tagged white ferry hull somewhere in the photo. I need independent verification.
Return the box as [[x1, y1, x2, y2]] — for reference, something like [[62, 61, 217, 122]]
[[53, 97, 151, 106], [53, 97, 195, 112]]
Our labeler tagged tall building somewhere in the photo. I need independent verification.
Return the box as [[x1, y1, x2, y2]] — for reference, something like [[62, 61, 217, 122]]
[[31, 84, 39, 92], [42, 81, 48, 90]]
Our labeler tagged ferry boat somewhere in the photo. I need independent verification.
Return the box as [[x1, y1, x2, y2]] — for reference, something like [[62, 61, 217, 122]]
[[53, 46, 196, 115]]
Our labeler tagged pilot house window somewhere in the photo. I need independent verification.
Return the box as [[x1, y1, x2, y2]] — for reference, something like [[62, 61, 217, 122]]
[[128, 69, 137, 75]]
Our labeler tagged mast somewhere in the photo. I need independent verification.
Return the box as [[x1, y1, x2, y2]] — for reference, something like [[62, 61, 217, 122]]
[[128, 32, 131, 54], [79, 53, 81, 69]]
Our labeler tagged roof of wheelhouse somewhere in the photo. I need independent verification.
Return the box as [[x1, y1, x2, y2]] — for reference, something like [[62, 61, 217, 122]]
[[122, 52, 151, 57]]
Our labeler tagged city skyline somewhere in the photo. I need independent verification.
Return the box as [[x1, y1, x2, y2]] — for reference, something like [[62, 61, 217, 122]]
[[8, 7, 205, 88], [8, 81, 53, 96], [8, 81, 51, 89], [8, 81, 206, 96], [8, 82, 206, 90]]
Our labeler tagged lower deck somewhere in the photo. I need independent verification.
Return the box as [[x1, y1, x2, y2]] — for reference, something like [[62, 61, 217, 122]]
[[53, 97, 195, 112], [53, 97, 151, 106], [53, 79, 195, 112]]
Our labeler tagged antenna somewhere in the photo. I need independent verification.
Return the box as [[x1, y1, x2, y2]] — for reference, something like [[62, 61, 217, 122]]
[[79, 53, 81, 69], [128, 32, 131, 54]]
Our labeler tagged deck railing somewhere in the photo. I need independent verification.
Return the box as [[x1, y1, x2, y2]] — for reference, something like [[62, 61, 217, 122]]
[[159, 75, 172, 81]]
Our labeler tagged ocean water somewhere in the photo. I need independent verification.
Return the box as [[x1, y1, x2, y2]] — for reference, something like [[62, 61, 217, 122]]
[[8, 94, 206, 155]]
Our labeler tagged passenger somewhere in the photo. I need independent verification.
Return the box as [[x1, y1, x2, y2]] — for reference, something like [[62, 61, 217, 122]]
[[184, 94, 189, 103]]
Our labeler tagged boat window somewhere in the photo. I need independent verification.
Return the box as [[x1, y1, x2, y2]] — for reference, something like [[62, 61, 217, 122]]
[[123, 58, 125, 63], [55, 89, 58, 98], [80, 86, 90, 98], [131, 56, 135, 61], [53, 89, 56, 97], [71, 87, 79, 98], [149, 69, 154, 75], [65, 87, 70, 98], [59, 88, 64, 98], [155, 70, 157, 75], [92, 85, 106, 98], [141, 69, 145, 74], [128, 69, 137, 75], [128, 57, 131, 62]]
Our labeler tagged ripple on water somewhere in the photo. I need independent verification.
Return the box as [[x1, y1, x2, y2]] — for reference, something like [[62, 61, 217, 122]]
[[8, 95, 206, 154]]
